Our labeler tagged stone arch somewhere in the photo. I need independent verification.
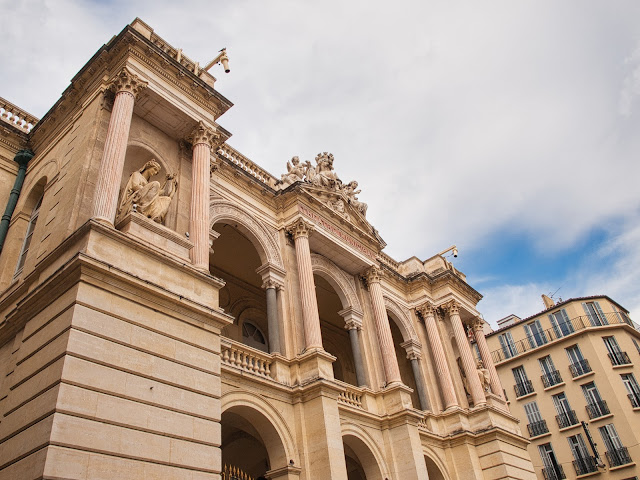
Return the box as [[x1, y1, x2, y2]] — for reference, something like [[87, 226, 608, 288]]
[[341, 423, 389, 480], [126, 139, 170, 172], [221, 391, 298, 469], [423, 447, 451, 480], [310, 253, 363, 316], [384, 296, 419, 343], [210, 201, 283, 269], [16, 159, 58, 213]]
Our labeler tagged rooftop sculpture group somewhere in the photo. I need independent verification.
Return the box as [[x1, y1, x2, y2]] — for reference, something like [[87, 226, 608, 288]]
[[278, 153, 368, 217]]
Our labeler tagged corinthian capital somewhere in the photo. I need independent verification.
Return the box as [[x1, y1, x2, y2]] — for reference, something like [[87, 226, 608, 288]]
[[415, 301, 437, 319], [188, 121, 219, 148], [287, 218, 314, 239], [109, 67, 148, 98], [471, 316, 485, 332], [445, 300, 460, 316], [364, 266, 383, 286]]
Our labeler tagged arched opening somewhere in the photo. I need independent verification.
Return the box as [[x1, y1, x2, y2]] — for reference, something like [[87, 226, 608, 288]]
[[315, 274, 357, 385], [342, 434, 384, 480], [424, 455, 447, 480], [212, 223, 269, 351], [221, 404, 289, 479], [389, 317, 420, 408]]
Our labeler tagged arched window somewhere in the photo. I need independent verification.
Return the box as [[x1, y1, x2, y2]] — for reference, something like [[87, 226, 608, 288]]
[[15, 194, 43, 274], [242, 321, 268, 353]]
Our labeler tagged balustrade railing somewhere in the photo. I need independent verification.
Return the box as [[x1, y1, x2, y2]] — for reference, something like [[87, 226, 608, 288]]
[[572, 456, 598, 476], [628, 392, 640, 408], [221, 338, 272, 380], [542, 464, 566, 480], [569, 359, 592, 378], [217, 144, 276, 187], [556, 410, 579, 429], [0, 97, 38, 133], [541, 370, 563, 388], [608, 350, 631, 366], [527, 419, 549, 437], [514, 379, 534, 397], [605, 447, 632, 467], [491, 311, 635, 364], [585, 400, 610, 419], [335, 380, 364, 409]]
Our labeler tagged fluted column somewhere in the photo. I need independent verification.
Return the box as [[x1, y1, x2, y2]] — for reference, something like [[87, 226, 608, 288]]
[[343, 315, 367, 387], [365, 266, 401, 385], [416, 303, 458, 409], [288, 219, 323, 350], [472, 317, 504, 399], [93, 67, 148, 225], [188, 121, 218, 271], [447, 301, 486, 407]]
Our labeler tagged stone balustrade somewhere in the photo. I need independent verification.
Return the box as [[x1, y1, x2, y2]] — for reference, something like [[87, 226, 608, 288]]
[[335, 380, 364, 409], [221, 338, 273, 380], [377, 251, 400, 271], [217, 143, 277, 187], [0, 97, 38, 133]]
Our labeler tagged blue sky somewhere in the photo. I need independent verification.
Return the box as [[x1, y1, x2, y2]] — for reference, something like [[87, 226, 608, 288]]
[[2, 0, 640, 326]]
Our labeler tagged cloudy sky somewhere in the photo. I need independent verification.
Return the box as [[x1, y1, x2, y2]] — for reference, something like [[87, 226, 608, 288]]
[[3, 1, 640, 326]]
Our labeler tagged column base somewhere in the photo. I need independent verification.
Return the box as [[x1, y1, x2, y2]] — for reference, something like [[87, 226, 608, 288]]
[[382, 382, 414, 414], [297, 348, 336, 385]]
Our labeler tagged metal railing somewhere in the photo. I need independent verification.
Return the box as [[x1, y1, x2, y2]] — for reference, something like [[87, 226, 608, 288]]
[[491, 311, 635, 364], [527, 419, 549, 437], [572, 456, 598, 476], [585, 400, 610, 419], [222, 465, 254, 480], [541, 370, 563, 388], [628, 393, 640, 408], [608, 351, 632, 366], [514, 379, 534, 397], [556, 410, 579, 429], [542, 464, 566, 480], [605, 447, 632, 467], [569, 359, 592, 378]]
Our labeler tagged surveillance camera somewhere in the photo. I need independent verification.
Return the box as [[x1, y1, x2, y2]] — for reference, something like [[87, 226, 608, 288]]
[[452, 247, 458, 258], [221, 57, 230, 73]]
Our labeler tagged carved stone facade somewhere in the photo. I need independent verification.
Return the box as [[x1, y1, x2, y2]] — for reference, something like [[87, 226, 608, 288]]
[[0, 18, 535, 480]]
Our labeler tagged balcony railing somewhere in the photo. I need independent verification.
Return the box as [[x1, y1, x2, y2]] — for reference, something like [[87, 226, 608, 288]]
[[527, 419, 549, 437], [608, 351, 632, 366], [514, 380, 535, 397], [221, 338, 273, 380], [556, 410, 579, 429], [572, 456, 599, 476], [605, 447, 632, 467], [569, 359, 592, 378], [628, 393, 640, 408], [542, 464, 566, 480], [586, 400, 610, 419], [541, 370, 563, 388], [490, 311, 635, 364]]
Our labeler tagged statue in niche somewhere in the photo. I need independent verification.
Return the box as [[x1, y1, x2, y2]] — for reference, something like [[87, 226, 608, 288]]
[[278, 156, 306, 187], [343, 180, 368, 216], [116, 159, 178, 225]]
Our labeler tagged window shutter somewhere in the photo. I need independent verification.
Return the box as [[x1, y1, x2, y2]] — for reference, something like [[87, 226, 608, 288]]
[[549, 314, 560, 337], [582, 302, 593, 326], [594, 302, 608, 325], [524, 324, 535, 348]]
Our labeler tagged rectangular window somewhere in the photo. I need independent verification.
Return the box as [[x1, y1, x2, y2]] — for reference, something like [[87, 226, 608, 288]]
[[539, 443, 566, 480], [604, 336, 630, 366], [524, 319, 547, 348], [566, 345, 591, 377], [599, 423, 631, 467], [582, 301, 608, 326], [513, 366, 534, 397], [568, 434, 597, 475], [540, 355, 562, 387], [498, 331, 517, 359], [621, 373, 640, 408], [15, 195, 43, 274], [524, 401, 548, 437], [549, 309, 574, 338], [582, 382, 609, 418], [552, 392, 578, 428]]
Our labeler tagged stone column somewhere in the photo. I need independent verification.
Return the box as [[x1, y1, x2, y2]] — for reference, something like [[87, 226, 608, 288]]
[[340, 308, 366, 387], [447, 301, 486, 407], [472, 317, 504, 399], [402, 341, 430, 411], [263, 279, 283, 354], [187, 121, 218, 272], [416, 302, 458, 409], [287, 219, 323, 350], [365, 266, 401, 385], [93, 67, 148, 225]]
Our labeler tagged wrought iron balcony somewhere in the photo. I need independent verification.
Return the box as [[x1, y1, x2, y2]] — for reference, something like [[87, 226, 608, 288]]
[[608, 350, 632, 366], [556, 410, 579, 429], [605, 447, 632, 467], [586, 400, 610, 419], [572, 456, 599, 476], [569, 359, 592, 378], [514, 380, 534, 397], [527, 419, 549, 437], [541, 370, 563, 388], [629, 392, 640, 408], [542, 464, 566, 480]]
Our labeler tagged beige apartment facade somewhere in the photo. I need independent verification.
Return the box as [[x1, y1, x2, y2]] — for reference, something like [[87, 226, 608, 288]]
[[485, 296, 640, 480], [0, 19, 536, 480]]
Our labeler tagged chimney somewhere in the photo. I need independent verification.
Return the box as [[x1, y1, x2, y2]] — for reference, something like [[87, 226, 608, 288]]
[[542, 294, 555, 309]]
